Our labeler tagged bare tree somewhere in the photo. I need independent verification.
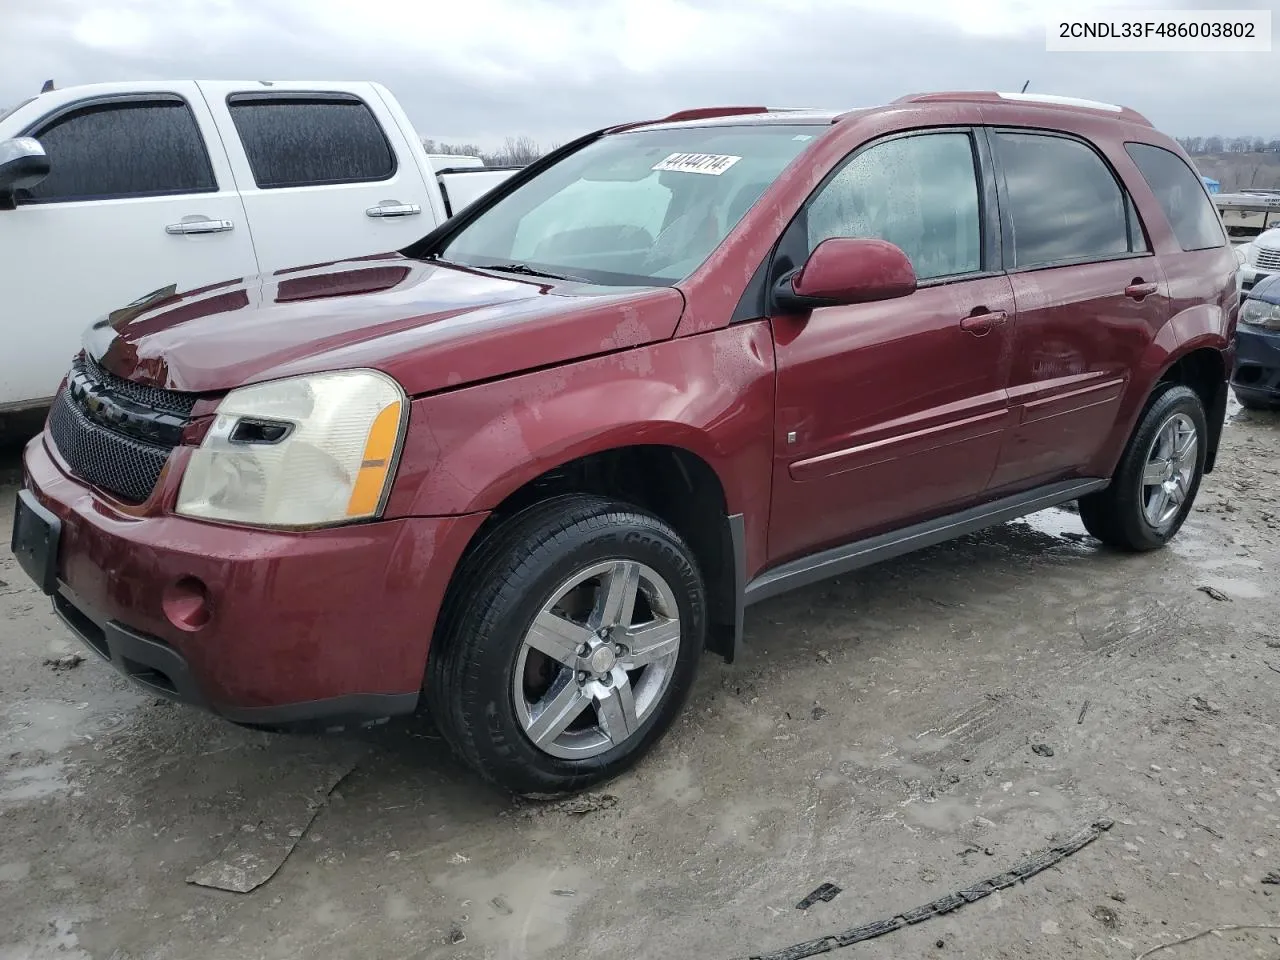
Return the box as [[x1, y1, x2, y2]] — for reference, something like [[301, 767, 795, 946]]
[[421, 137, 486, 157], [490, 136, 543, 166], [420, 135, 548, 167]]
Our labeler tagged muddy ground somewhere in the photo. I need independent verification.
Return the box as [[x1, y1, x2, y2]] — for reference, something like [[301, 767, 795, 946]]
[[3, 404, 1280, 960]]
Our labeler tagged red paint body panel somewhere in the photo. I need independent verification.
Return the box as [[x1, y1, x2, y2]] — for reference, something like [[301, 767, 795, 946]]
[[87, 257, 684, 396], [768, 276, 1016, 561], [989, 258, 1168, 490], [387, 323, 778, 576], [791, 237, 917, 302], [23, 435, 485, 709], [18, 95, 1237, 719]]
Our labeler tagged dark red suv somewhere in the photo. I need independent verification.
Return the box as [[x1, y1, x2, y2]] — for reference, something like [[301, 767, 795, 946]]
[[11, 92, 1237, 794]]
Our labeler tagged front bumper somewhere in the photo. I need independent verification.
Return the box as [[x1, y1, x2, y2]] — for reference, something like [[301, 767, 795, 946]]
[[15, 435, 486, 727], [1230, 322, 1280, 405], [1241, 264, 1275, 297]]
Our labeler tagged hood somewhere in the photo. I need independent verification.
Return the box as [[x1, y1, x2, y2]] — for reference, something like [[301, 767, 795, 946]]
[[84, 255, 686, 395], [1254, 227, 1280, 250], [1251, 272, 1280, 304]]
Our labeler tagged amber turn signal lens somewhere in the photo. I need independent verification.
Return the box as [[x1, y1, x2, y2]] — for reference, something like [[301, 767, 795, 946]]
[[346, 401, 403, 517]]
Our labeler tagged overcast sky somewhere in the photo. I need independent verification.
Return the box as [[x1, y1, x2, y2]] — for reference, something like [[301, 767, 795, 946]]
[[2, 0, 1277, 148]]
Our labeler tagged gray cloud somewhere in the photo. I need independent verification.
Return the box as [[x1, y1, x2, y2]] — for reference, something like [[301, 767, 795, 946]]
[[2, 0, 1277, 147]]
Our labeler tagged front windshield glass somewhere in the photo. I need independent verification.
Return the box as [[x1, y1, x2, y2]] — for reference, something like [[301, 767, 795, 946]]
[[437, 124, 823, 286], [0, 97, 36, 124]]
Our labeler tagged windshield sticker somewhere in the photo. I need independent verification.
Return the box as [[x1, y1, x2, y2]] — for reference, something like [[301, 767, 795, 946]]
[[652, 153, 743, 176]]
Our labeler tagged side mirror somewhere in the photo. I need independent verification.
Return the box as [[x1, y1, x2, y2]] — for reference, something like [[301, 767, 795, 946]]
[[0, 137, 50, 210], [774, 237, 917, 311]]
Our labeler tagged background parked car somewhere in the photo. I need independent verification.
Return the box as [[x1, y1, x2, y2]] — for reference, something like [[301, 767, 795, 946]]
[[0, 79, 520, 427], [1231, 273, 1280, 409], [1236, 226, 1280, 299]]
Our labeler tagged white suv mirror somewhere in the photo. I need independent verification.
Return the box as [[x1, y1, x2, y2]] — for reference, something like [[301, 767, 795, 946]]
[[0, 137, 50, 210]]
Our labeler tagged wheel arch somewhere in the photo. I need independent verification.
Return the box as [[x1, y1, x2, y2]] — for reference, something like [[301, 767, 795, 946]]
[[1094, 305, 1229, 478], [1154, 344, 1228, 474], [444, 441, 747, 664]]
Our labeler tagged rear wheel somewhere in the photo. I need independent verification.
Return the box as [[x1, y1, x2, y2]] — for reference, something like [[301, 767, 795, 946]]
[[1079, 384, 1207, 551], [427, 495, 705, 795]]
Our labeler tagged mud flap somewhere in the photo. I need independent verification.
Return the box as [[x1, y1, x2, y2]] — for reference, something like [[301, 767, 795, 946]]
[[1204, 380, 1228, 474], [705, 513, 746, 665]]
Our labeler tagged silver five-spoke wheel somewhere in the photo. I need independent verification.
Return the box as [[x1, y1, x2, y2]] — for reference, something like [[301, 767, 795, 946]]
[[1140, 412, 1198, 531], [513, 559, 681, 760]]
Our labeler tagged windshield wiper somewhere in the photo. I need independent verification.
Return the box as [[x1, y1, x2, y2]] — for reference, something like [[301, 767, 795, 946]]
[[484, 262, 587, 283]]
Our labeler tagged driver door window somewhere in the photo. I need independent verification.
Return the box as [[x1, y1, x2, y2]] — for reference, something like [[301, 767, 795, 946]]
[[806, 132, 982, 281]]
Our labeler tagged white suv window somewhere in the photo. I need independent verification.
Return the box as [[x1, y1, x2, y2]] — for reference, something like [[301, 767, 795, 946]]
[[20, 98, 215, 204], [227, 94, 396, 189]]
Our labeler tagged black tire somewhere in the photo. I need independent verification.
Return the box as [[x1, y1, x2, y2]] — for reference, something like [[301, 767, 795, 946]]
[[1078, 384, 1208, 551], [427, 494, 706, 796]]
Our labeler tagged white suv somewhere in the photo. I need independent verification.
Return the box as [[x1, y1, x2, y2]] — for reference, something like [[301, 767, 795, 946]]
[[1241, 228, 1280, 296]]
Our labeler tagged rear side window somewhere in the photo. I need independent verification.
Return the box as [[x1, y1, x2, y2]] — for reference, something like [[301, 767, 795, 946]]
[[806, 132, 983, 281], [227, 94, 395, 189], [993, 131, 1142, 269], [20, 99, 215, 203], [1125, 143, 1226, 251]]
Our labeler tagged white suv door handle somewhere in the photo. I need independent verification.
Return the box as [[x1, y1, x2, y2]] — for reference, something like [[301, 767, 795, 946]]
[[366, 200, 422, 218], [165, 216, 234, 235]]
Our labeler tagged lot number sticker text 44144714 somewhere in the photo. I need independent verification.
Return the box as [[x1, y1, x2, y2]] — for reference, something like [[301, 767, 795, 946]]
[[652, 153, 742, 175]]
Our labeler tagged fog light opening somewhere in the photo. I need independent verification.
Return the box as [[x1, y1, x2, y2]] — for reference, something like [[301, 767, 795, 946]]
[[163, 577, 212, 631]]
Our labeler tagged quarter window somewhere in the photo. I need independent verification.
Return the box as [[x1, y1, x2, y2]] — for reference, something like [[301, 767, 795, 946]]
[[227, 94, 395, 189], [1125, 142, 1227, 251], [805, 133, 982, 282], [20, 99, 215, 203], [993, 131, 1140, 268]]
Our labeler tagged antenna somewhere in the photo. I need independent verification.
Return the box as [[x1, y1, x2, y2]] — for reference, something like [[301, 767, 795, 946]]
[[1020, 80, 1030, 93], [40, 79, 54, 93]]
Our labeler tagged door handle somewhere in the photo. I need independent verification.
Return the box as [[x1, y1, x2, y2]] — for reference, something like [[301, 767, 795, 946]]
[[1124, 280, 1158, 300], [165, 216, 234, 235], [960, 309, 1008, 337], [365, 201, 422, 218]]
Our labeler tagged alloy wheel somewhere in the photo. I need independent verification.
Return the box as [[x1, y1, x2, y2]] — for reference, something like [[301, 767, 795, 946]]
[[512, 559, 682, 760], [1140, 412, 1198, 530]]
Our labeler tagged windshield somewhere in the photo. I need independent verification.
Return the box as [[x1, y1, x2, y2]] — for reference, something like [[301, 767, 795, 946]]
[[0, 97, 36, 124], [436, 124, 823, 286]]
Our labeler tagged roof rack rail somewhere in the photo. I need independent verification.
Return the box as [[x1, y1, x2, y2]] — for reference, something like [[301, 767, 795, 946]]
[[893, 91, 1153, 126], [654, 106, 771, 123]]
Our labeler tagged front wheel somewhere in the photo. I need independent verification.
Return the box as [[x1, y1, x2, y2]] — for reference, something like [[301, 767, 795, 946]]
[[1078, 384, 1208, 551], [427, 495, 705, 795]]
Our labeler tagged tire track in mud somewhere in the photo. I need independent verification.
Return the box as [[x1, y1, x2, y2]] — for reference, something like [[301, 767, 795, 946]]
[[840, 588, 1208, 828]]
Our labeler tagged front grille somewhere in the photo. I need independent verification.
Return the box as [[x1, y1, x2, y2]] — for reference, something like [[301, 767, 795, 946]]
[[1255, 244, 1280, 272], [48, 390, 173, 503], [79, 353, 198, 417], [48, 354, 197, 504]]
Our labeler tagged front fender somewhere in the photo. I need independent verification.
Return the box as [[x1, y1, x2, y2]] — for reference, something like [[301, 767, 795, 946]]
[[383, 323, 777, 575]]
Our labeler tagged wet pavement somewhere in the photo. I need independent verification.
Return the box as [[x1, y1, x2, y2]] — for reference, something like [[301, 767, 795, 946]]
[[3, 405, 1280, 960]]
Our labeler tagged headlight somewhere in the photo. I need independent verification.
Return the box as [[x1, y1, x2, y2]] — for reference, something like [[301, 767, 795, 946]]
[[1236, 244, 1250, 267], [175, 369, 407, 529], [1240, 298, 1280, 331]]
